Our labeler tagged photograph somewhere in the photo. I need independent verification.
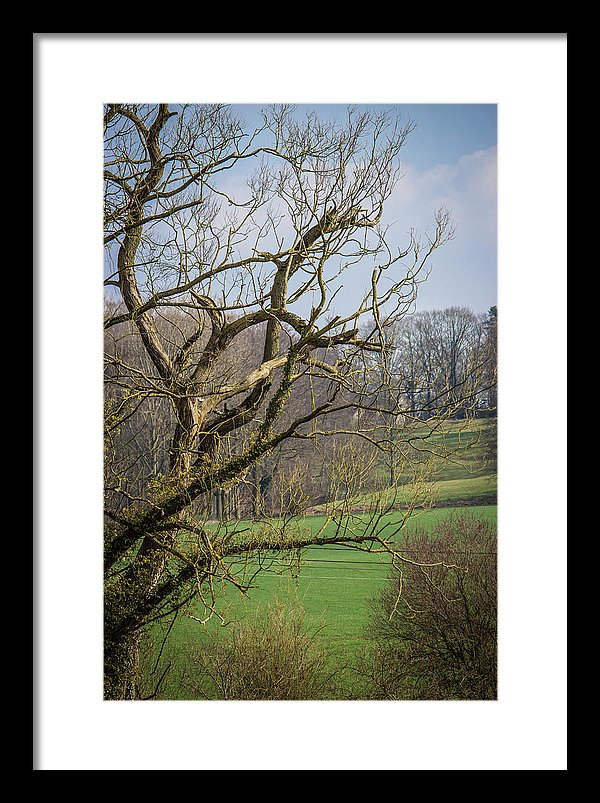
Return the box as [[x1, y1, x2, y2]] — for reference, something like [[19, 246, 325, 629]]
[[103, 101, 499, 703]]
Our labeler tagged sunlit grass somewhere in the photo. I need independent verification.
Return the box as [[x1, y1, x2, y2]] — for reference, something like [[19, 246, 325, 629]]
[[143, 505, 497, 699]]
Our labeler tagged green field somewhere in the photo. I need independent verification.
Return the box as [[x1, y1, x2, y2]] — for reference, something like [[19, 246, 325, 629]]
[[142, 504, 497, 699], [345, 473, 497, 511], [312, 418, 497, 513], [140, 418, 497, 698]]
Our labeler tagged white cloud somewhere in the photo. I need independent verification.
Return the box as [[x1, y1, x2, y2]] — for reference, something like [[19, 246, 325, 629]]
[[380, 146, 497, 312], [458, 147, 497, 201], [388, 146, 497, 236]]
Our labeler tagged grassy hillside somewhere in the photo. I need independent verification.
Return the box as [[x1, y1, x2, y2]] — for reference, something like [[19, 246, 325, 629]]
[[348, 474, 497, 510], [313, 417, 497, 513]]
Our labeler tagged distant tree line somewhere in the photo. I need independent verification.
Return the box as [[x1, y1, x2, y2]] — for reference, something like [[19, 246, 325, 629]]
[[386, 304, 497, 419], [105, 302, 497, 520]]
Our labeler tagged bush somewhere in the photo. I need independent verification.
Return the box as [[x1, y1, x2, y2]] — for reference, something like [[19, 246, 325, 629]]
[[360, 512, 497, 700], [179, 599, 338, 700]]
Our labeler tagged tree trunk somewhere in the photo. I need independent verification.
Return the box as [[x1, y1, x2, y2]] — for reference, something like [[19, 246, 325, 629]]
[[252, 465, 260, 518], [104, 629, 143, 700], [104, 524, 177, 699]]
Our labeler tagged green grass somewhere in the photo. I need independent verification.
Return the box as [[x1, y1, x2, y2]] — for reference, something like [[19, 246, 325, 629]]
[[141, 416, 497, 697], [309, 418, 497, 513], [422, 421, 496, 484], [398, 474, 496, 506], [338, 473, 497, 512], [392, 417, 495, 503], [142, 505, 497, 699]]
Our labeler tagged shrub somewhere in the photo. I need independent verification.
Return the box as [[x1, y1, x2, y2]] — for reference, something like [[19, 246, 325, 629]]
[[179, 599, 338, 700], [360, 512, 497, 700]]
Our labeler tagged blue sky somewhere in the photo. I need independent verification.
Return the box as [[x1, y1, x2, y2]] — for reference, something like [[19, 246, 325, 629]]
[[103, 102, 497, 319], [231, 102, 497, 315]]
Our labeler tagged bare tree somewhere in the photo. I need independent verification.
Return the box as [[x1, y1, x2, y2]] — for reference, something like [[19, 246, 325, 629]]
[[103, 103, 456, 699], [387, 307, 491, 421]]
